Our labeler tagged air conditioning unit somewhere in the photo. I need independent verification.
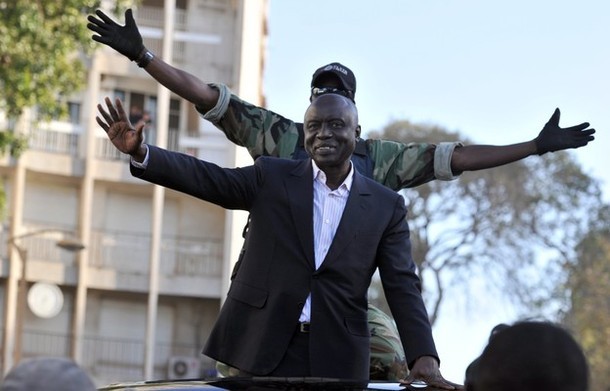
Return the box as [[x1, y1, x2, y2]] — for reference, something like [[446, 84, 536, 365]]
[[168, 356, 201, 380]]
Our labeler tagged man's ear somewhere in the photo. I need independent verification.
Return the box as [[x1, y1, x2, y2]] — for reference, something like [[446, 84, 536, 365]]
[[355, 125, 362, 138]]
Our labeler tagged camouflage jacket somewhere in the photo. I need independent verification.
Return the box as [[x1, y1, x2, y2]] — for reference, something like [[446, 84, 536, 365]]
[[197, 83, 462, 191]]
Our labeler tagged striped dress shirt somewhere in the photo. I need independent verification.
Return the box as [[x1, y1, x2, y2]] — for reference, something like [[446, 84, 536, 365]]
[[299, 161, 354, 322]]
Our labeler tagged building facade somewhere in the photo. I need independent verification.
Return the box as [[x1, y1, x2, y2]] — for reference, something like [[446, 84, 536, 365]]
[[0, 0, 267, 386]]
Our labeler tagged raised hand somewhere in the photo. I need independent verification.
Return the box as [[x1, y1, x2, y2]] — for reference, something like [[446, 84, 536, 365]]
[[96, 97, 145, 157], [534, 108, 595, 155], [87, 9, 145, 61]]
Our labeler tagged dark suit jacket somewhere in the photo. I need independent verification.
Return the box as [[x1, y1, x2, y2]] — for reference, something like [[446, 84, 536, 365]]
[[132, 145, 438, 380]]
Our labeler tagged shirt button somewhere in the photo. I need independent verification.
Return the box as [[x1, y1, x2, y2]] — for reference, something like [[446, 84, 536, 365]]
[[325, 219, 330, 224]]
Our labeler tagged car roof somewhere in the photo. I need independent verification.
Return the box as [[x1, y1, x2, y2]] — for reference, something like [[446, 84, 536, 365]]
[[97, 377, 414, 390]]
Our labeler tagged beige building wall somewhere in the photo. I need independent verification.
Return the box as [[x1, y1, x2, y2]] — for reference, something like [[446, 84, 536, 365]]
[[0, 0, 267, 386]]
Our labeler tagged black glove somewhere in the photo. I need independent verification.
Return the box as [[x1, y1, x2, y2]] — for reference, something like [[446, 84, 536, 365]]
[[534, 108, 595, 155], [87, 9, 145, 61]]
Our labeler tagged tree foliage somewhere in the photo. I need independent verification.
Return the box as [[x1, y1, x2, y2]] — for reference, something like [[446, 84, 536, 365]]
[[0, 0, 95, 214], [367, 120, 603, 325], [0, 0, 132, 213], [0, 0, 134, 121], [561, 205, 610, 391], [0, 0, 97, 120]]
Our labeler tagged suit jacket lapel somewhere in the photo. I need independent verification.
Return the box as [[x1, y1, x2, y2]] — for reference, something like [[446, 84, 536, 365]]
[[285, 159, 315, 268], [320, 171, 372, 268]]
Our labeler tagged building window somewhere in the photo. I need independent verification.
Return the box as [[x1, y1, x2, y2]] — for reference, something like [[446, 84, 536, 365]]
[[113, 90, 182, 150], [68, 102, 81, 125], [169, 99, 180, 130]]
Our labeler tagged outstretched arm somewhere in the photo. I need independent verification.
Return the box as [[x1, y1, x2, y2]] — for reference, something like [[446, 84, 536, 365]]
[[450, 141, 537, 173], [87, 9, 219, 111], [87, 8, 300, 159], [451, 108, 595, 173]]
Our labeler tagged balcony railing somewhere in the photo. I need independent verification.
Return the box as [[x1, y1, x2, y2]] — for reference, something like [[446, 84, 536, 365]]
[[95, 136, 129, 161], [25, 129, 190, 161], [135, 6, 187, 30], [143, 39, 186, 64], [21, 329, 71, 358], [14, 328, 211, 384], [136, 6, 188, 63], [1, 224, 222, 279], [95, 128, 202, 162], [89, 228, 223, 278], [1, 223, 81, 268], [28, 127, 80, 156]]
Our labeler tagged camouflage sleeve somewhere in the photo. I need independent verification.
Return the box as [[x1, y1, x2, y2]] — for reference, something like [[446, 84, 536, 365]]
[[367, 139, 463, 191], [368, 303, 408, 381], [196, 83, 300, 159]]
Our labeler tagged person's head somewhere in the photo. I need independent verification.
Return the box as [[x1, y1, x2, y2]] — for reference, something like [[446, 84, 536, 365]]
[[465, 321, 589, 391], [464, 323, 510, 388], [303, 94, 359, 173], [310, 62, 357, 103], [0, 357, 96, 391]]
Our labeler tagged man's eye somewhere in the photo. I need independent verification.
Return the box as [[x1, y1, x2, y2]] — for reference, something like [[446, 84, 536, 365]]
[[330, 121, 344, 129]]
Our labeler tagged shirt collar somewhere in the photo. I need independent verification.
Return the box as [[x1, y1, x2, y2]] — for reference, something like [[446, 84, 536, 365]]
[[312, 160, 354, 192]]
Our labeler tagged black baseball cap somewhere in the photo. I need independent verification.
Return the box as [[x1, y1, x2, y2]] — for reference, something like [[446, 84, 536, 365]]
[[311, 62, 357, 99]]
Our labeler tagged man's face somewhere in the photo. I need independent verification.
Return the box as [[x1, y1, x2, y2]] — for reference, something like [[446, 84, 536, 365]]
[[304, 94, 358, 172]]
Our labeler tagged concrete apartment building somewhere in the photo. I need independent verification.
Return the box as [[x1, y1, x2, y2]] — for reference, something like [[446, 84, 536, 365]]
[[0, 0, 267, 386]]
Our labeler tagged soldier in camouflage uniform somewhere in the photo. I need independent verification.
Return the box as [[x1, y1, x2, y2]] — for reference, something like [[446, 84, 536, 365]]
[[88, 9, 596, 386], [195, 72, 592, 193], [201, 77, 458, 192]]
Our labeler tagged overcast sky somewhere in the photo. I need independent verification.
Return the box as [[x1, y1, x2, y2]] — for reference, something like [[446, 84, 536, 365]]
[[263, 0, 609, 382]]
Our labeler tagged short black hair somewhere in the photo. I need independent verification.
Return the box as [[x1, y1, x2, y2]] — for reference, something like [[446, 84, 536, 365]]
[[466, 321, 589, 391]]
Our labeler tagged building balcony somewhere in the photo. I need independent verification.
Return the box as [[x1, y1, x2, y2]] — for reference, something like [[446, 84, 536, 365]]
[[17, 122, 235, 180], [12, 328, 215, 385], [88, 228, 223, 297], [133, 5, 222, 70], [0, 223, 224, 297], [12, 126, 227, 181]]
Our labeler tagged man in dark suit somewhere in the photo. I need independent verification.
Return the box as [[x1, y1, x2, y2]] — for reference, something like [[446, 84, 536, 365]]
[[95, 94, 460, 389]]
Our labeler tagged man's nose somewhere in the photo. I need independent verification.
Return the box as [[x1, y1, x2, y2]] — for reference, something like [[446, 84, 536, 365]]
[[317, 124, 332, 138]]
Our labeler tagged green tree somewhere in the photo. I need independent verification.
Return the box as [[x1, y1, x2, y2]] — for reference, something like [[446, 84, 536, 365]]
[[0, 0, 102, 217], [367, 120, 603, 325], [1, 0, 98, 120], [0, 0, 134, 122], [561, 205, 610, 391], [0, 0, 131, 213]]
